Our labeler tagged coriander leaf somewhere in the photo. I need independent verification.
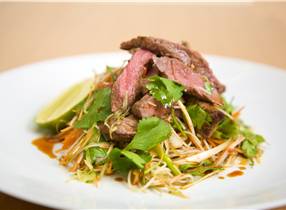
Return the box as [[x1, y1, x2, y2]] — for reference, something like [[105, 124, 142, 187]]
[[241, 140, 257, 158], [146, 76, 184, 107], [125, 117, 171, 151], [137, 151, 152, 163], [240, 126, 264, 158], [241, 126, 265, 145], [222, 97, 235, 114], [212, 98, 239, 139], [121, 150, 147, 169], [212, 118, 239, 139], [85, 147, 107, 165], [109, 148, 150, 175], [204, 81, 213, 95], [109, 148, 136, 176], [187, 104, 212, 129], [75, 88, 111, 129]]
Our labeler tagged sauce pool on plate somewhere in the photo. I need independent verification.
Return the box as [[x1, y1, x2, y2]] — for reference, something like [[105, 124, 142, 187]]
[[239, 167, 246, 170], [32, 137, 57, 159], [115, 177, 124, 182], [227, 170, 244, 178]]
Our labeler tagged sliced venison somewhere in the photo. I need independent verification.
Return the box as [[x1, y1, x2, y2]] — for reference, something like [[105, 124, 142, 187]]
[[153, 56, 222, 105], [99, 115, 138, 141], [121, 36, 191, 66], [120, 36, 225, 93], [111, 49, 154, 112], [132, 94, 170, 119]]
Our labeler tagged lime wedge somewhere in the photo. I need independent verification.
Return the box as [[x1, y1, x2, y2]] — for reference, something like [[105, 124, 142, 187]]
[[36, 79, 93, 129]]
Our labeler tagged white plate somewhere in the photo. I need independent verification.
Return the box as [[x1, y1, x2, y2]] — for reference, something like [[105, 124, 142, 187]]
[[0, 52, 286, 209]]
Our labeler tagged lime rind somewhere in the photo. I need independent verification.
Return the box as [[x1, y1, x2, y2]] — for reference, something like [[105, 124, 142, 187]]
[[36, 79, 93, 128]]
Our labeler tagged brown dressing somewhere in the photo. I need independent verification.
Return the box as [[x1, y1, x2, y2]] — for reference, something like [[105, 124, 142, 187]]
[[239, 167, 246, 170], [227, 170, 244, 178], [32, 137, 57, 159], [218, 176, 225, 180], [115, 177, 124, 182]]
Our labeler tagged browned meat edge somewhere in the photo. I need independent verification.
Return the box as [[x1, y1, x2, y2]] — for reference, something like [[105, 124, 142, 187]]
[[153, 56, 222, 105], [132, 94, 170, 119], [111, 49, 154, 112], [99, 115, 138, 141], [120, 36, 225, 93]]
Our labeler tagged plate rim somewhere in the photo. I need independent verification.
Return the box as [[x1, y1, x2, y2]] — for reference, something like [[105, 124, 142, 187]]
[[0, 52, 286, 209]]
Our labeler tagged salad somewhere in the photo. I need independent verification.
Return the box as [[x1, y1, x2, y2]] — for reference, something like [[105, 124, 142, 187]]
[[33, 36, 264, 196]]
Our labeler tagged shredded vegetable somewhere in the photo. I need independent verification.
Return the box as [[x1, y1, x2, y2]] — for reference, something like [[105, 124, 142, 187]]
[[33, 37, 264, 197]]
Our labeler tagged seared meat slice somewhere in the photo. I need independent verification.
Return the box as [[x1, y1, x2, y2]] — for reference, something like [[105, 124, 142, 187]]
[[121, 36, 191, 66], [132, 94, 170, 119], [120, 36, 225, 93], [111, 49, 154, 112], [99, 115, 138, 141], [153, 56, 222, 105], [197, 102, 225, 138]]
